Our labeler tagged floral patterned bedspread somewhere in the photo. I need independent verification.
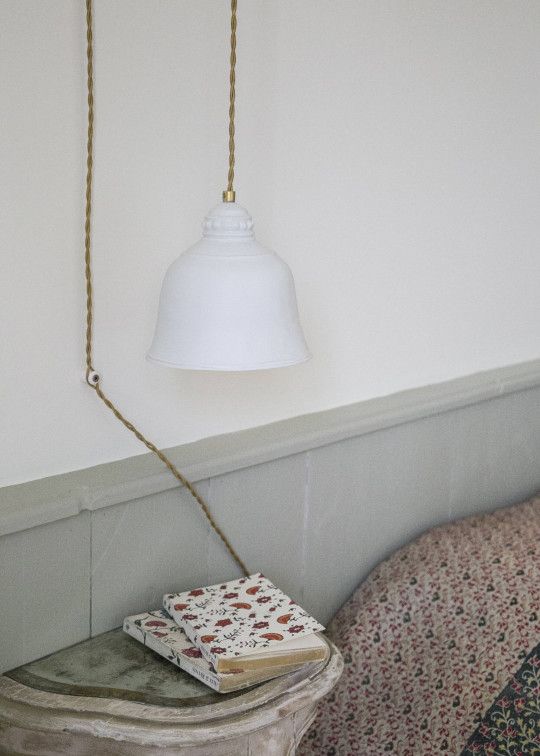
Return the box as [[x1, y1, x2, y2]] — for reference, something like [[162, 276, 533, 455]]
[[462, 642, 539, 756], [298, 496, 540, 755]]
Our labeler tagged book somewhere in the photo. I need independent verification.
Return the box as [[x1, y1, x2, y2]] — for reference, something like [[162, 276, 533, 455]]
[[163, 573, 326, 673], [123, 609, 322, 693]]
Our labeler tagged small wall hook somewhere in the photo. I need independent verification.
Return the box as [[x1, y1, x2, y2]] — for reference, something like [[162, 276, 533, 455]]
[[86, 370, 100, 387]]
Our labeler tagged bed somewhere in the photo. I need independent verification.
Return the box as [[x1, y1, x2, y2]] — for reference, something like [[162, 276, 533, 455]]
[[298, 495, 540, 755]]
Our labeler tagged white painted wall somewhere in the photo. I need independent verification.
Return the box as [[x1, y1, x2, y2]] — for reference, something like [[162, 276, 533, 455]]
[[2, 0, 539, 487]]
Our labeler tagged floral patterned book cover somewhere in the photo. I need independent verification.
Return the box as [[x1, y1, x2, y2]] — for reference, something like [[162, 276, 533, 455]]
[[163, 573, 325, 672], [123, 609, 314, 693]]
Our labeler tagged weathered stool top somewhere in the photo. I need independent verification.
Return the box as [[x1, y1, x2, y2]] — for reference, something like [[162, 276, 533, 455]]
[[0, 628, 343, 753], [5, 628, 247, 708]]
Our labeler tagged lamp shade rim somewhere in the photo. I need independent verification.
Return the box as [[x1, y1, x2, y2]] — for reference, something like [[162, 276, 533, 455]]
[[145, 351, 311, 372]]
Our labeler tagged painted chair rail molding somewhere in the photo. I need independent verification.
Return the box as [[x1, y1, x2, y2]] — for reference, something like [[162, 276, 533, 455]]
[[1, 358, 539, 538]]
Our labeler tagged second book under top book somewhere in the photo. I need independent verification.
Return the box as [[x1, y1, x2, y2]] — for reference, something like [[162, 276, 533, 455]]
[[164, 573, 326, 673], [123, 609, 326, 693]]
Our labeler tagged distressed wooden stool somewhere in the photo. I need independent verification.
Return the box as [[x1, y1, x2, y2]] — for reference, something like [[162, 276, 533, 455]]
[[0, 628, 342, 755]]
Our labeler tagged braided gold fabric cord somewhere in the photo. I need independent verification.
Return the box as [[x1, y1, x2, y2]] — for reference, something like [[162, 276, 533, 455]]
[[83, 0, 248, 577], [226, 0, 237, 194], [84, 0, 94, 381]]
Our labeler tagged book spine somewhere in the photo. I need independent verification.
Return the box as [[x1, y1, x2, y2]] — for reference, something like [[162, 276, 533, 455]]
[[176, 618, 218, 668], [123, 620, 221, 692]]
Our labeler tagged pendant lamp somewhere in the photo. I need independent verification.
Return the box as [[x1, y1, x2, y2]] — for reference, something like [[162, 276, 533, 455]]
[[147, 0, 310, 371]]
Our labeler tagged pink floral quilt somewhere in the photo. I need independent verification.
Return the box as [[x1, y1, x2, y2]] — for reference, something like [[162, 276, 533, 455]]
[[299, 496, 540, 755]]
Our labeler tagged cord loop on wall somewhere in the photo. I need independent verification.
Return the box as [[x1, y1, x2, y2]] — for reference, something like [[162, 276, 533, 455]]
[[85, 369, 100, 387]]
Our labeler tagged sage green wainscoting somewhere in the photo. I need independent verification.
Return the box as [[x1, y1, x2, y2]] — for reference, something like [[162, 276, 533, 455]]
[[1, 359, 539, 672]]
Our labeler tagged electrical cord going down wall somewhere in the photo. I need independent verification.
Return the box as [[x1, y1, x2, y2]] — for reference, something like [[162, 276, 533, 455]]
[[83, 0, 249, 577]]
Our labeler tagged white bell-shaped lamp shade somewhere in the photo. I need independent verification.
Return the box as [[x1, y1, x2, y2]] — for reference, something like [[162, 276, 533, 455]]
[[147, 203, 310, 370]]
